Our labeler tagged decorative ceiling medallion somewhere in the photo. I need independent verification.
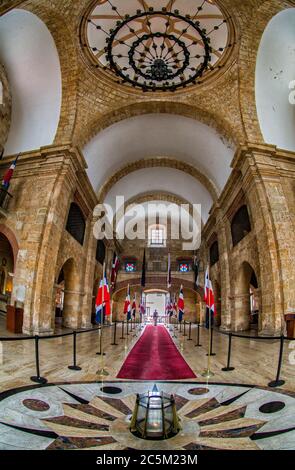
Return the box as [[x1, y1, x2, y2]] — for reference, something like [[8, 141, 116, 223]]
[[81, 0, 235, 92]]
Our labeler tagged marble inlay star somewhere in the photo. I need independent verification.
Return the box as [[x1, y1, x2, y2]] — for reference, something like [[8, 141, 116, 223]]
[[0, 381, 295, 450]]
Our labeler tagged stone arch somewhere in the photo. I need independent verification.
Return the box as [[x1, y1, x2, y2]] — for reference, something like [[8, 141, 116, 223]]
[[77, 100, 239, 149], [233, 261, 260, 331], [98, 157, 219, 203], [0, 223, 19, 268], [55, 257, 81, 329]]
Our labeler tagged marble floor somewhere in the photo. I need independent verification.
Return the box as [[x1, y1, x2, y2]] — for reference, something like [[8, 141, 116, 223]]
[[0, 323, 295, 450]]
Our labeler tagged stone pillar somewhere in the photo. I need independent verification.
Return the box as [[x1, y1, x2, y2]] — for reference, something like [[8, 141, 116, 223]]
[[231, 293, 251, 331], [216, 214, 232, 331]]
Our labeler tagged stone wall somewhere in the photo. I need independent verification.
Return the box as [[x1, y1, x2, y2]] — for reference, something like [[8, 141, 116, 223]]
[[0, 64, 11, 154], [0, 145, 99, 334]]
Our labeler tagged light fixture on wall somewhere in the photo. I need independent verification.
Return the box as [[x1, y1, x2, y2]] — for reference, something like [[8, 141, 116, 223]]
[[81, 0, 235, 92]]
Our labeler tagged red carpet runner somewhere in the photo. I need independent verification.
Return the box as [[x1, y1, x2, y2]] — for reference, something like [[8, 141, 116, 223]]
[[117, 325, 196, 380]]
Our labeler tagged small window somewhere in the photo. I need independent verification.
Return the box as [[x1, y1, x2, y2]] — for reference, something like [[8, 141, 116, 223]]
[[66, 202, 85, 246], [96, 240, 105, 265], [231, 205, 251, 247], [125, 261, 136, 273], [148, 224, 166, 247], [210, 240, 219, 266]]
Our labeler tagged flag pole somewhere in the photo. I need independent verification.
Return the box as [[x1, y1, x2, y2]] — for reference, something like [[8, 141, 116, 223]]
[[202, 265, 214, 378], [97, 261, 109, 377]]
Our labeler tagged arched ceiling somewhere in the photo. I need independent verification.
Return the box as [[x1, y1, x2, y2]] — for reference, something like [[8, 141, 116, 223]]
[[104, 166, 213, 223], [84, 113, 235, 197], [0, 9, 62, 155], [116, 198, 199, 238]]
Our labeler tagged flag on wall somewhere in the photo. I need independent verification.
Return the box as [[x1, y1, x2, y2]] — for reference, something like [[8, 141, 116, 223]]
[[177, 285, 185, 322], [167, 252, 172, 288], [2, 154, 20, 190], [111, 252, 120, 289], [124, 284, 131, 321], [95, 271, 111, 324], [204, 266, 215, 328], [141, 250, 146, 287], [131, 294, 136, 318]]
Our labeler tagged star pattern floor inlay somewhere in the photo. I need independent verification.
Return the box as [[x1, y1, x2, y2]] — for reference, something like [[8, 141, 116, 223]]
[[0, 381, 295, 450]]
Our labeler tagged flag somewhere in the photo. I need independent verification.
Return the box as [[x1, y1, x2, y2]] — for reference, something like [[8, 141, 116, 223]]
[[139, 293, 145, 316], [193, 256, 199, 288], [141, 250, 146, 287], [173, 294, 177, 317], [177, 285, 184, 322], [124, 284, 131, 321], [204, 266, 215, 328], [111, 252, 120, 289], [95, 272, 111, 324], [167, 252, 171, 288], [131, 294, 136, 318], [2, 155, 19, 190]]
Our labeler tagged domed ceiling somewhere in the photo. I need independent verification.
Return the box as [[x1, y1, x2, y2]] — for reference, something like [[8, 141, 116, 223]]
[[81, 0, 233, 92]]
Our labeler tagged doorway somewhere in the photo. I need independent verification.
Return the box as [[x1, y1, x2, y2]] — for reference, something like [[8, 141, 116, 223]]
[[0, 233, 14, 316]]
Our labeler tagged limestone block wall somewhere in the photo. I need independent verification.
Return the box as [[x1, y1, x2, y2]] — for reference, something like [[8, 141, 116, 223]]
[[201, 143, 295, 336], [0, 145, 99, 334]]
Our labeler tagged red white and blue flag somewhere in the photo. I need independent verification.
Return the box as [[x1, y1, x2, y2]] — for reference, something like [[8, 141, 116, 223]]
[[2, 155, 19, 190], [204, 267, 215, 328], [177, 285, 185, 322], [204, 267, 215, 314], [95, 271, 111, 324], [111, 252, 120, 289], [124, 284, 131, 321], [139, 293, 145, 316]]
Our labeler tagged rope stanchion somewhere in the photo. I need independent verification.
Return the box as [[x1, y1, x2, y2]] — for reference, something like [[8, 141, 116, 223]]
[[96, 325, 105, 356], [111, 321, 118, 346], [30, 336, 47, 384], [222, 333, 235, 371], [195, 323, 202, 347], [183, 320, 187, 337], [120, 321, 125, 340], [187, 322, 192, 340], [206, 327, 216, 356], [68, 331, 82, 371], [179, 321, 182, 333], [126, 319, 129, 336], [268, 335, 285, 388]]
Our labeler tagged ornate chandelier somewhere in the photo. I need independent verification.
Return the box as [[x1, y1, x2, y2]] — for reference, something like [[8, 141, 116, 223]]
[[81, 0, 234, 92]]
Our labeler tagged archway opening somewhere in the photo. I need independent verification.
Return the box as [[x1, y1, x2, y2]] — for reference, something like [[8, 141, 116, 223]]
[[55, 258, 79, 328], [0, 233, 14, 318], [145, 290, 167, 323], [234, 262, 259, 331]]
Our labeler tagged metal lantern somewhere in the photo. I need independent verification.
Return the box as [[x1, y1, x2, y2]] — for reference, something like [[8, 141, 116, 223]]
[[130, 390, 180, 440]]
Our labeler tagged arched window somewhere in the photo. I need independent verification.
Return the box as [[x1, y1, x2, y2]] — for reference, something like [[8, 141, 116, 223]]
[[210, 240, 219, 266], [231, 205, 251, 247], [96, 240, 105, 265], [66, 203, 86, 246]]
